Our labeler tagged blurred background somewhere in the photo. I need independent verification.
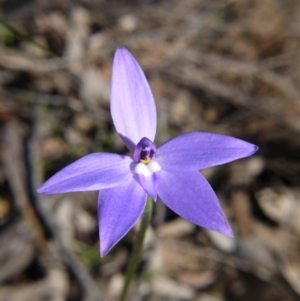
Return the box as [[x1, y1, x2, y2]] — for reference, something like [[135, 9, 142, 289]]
[[0, 0, 300, 300]]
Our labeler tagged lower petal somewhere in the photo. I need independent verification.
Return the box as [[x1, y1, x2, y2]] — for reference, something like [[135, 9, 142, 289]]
[[98, 177, 147, 256], [135, 171, 160, 201], [157, 170, 233, 237]]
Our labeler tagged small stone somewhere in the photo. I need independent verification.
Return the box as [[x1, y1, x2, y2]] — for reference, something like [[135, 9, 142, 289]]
[[118, 14, 138, 32]]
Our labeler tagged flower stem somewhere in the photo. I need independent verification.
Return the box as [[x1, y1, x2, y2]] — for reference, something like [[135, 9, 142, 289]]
[[118, 197, 153, 301]]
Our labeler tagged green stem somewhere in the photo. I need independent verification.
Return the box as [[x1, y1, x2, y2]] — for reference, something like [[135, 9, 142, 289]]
[[118, 197, 153, 301]]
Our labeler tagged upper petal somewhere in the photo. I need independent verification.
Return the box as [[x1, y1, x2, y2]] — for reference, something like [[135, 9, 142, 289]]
[[98, 177, 147, 256], [111, 47, 157, 151], [156, 132, 258, 172], [37, 153, 133, 194], [157, 170, 233, 236]]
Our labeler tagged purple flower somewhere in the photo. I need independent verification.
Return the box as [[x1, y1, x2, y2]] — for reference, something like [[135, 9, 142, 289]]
[[38, 47, 258, 256]]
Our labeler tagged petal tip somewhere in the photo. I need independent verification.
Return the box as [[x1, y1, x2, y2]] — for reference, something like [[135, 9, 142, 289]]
[[100, 239, 119, 257], [37, 186, 46, 194], [100, 245, 110, 257], [208, 222, 234, 238], [218, 218, 234, 237], [114, 46, 132, 61], [116, 46, 129, 53], [253, 144, 259, 153], [36, 183, 54, 195], [100, 238, 113, 257], [225, 227, 234, 238]]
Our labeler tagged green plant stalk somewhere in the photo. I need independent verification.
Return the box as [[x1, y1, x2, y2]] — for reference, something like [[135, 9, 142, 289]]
[[118, 197, 153, 301]]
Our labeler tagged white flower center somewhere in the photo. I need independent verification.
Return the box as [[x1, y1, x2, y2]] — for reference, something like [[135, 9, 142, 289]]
[[134, 160, 161, 177]]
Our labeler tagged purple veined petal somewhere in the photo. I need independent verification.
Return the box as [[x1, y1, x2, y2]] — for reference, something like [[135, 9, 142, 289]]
[[157, 170, 233, 237], [111, 47, 157, 151], [37, 153, 133, 194], [156, 132, 258, 172], [98, 177, 147, 256]]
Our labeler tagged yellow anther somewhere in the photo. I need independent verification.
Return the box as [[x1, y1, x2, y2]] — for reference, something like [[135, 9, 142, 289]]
[[140, 157, 151, 164]]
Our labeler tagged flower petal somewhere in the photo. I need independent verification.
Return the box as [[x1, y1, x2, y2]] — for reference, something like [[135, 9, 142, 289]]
[[98, 178, 147, 256], [157, 170, 233, 236], [135, 171, 160, 201], [37, 153, 133, 194], [156, 132, 258, 172], [111, 47, 157, 151]]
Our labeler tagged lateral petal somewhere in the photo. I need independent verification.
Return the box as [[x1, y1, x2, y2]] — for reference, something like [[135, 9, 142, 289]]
[[98, 178, 147, 256], [157, 170, 233, 237], [111, 47, 157, 151], [156, 132, 258, 172], [37, 153, 133, 194]]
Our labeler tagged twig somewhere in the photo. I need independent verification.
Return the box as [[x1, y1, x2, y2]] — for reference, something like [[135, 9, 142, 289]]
[[162, 66, 300, 133], [163, 239, 275, 282], [0, 46, 67, 72]]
